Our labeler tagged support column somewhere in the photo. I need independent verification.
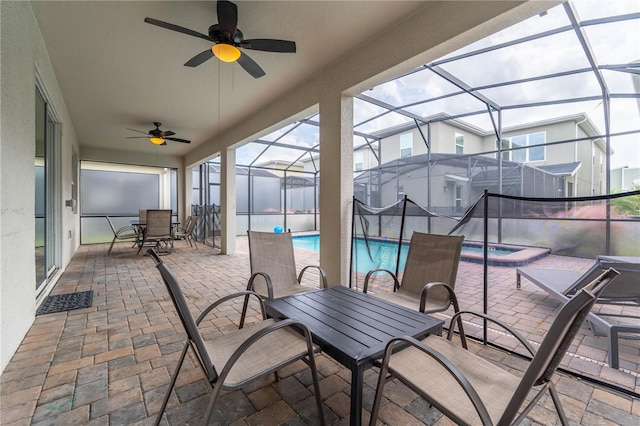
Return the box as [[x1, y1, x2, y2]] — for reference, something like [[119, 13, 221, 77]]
[[182, 165, 192, 224], [319, 93, 353, 286], [221, 148, 236, 254]]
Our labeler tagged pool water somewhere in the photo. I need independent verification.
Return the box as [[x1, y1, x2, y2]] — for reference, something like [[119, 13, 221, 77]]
[[292, 234, 519, 273]]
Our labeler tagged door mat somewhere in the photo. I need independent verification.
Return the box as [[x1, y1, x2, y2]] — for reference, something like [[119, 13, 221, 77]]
[[37, 290, 93, 315]]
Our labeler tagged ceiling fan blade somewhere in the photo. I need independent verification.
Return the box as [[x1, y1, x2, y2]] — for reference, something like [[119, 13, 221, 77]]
[[126, 136, 149, 139], [185, 49, 215, 67], [217, 1, 238, 39], [144, 17, 214, 42], [237, 51, 265, 78], [165, 137, 191, 144], [240, 39, 296, 53], [126, 128, 150, 135], [159, 131, 176, 137]]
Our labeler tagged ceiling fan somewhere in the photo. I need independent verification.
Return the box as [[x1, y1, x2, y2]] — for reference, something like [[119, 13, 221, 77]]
[[126, 122, 191, 146], [144, 0, 296, 78]]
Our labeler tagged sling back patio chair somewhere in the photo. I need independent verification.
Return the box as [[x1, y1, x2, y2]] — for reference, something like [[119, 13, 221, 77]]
[[242, 230, 328, 327], [173, 215, 198, 249], [147, 249, 325, 426], [517, 260, 640, 369], [136, 209, 173, 254], [363, 231, 465, 338], [369, 267, 619, 426], [106, 216, 139, 254], [246, 230, 328, 299]]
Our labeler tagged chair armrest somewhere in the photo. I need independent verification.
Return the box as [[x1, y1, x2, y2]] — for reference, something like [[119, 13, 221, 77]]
[[298, 265, 328, 289], [420, 282, 467, 348], [419, 282, 457, 313], [379, 336, 492, 425], [448, 310, 537, 357], [116, 226, 138, 237], [216, 318, 317, 385], [196, 290, 267, 325], [246, 272, 274, 300], [363, 269, 400, 293]]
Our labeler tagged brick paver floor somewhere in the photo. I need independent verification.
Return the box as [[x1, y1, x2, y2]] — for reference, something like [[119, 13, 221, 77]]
[[1, 237, 638, 425]]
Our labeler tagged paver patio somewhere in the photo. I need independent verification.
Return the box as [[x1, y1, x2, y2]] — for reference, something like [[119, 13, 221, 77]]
[[1, 237, 638, 425]]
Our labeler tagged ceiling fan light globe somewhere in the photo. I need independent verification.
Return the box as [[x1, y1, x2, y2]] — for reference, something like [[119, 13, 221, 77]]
[[150, 137, 165, 145], [212, 43, 241, 62]]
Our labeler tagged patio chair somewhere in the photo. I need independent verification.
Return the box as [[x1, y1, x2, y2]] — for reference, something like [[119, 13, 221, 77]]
[[517, 260, 640, 369], [138, 209, 147, 222], [147, 249, 325, 426], [173, 215, 198, 249], [363, 232, 465, 336], [137, 209, 173, 254], [105, 216, 139, 254], [242, 231, 328, 327], [369, 267, 620, 426], [246, 231, 328, 299]]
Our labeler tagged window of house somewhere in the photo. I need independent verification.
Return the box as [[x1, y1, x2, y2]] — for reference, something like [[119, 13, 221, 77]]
[[455, 185, 463, 211], [501, 132, 546, 162], [455, 133, 464, 155], [354, 152, 363, 172], [400, 133, 412, 158]]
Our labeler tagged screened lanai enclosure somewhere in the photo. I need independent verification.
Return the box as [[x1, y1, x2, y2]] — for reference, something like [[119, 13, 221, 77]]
[[192, 0, 639, 236], [70, 0, 640, 396], [186, 0, 640, 395]]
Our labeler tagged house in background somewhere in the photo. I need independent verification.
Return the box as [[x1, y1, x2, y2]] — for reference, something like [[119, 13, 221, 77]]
[[353, 113, 607, 211], [611, 166, 640, 191]]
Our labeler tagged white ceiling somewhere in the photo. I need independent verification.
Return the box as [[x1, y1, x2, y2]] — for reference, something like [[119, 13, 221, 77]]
[[30, 1, 429, 157]]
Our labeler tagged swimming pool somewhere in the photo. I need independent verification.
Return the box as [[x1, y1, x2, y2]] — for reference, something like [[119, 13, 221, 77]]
[[292, 234, 548, 271]]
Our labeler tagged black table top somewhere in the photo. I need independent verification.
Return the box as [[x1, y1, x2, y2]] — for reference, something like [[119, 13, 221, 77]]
[[265, 286, 443, 368]]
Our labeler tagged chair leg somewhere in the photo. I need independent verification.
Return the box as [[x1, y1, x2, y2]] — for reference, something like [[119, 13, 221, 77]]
[[154, 340, 190, 426], [548, 383, 569, 426], [203, 382, 225, 425], [369, 363, 391, 425], [308, 351, 326, 425], [108, 237, 117, 254], [239, 293, 250, 329]]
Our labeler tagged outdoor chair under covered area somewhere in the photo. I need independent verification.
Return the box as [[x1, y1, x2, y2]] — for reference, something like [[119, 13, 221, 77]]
[[369, 267, 620, 426], [173, 215, 198, 249], [245, 230, 327, 299], [106, 215, 139, 254], [147, 249, 325, 426], [136, 209, 173, 254], [363, 231, 465, 331], [242, 230, 328, 327]]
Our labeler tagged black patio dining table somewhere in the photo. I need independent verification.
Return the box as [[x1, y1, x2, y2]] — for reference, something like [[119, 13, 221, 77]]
[[265, 286, 443, 426]]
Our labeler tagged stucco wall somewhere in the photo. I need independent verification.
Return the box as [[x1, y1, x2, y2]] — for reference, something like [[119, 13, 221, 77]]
[[0, 1, 79, 372]]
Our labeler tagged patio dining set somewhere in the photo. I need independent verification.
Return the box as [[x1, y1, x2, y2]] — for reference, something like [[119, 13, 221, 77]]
[[145, 230, 637, 425], [106, 209, 198, 255]]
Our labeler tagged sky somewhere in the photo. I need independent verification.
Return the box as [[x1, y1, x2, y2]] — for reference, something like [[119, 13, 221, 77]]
[[237, 0, 639, 170]]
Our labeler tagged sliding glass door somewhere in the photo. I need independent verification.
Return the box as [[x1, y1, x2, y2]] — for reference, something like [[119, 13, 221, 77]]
[[35, 87, 59, 292]]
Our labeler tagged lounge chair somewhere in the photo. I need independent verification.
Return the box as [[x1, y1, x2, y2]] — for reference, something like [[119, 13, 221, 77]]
[[363, 232, 465, 336], [517, 260, 640, 369], [369, 267, 620, 426], [147, 249, 325, 426]]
